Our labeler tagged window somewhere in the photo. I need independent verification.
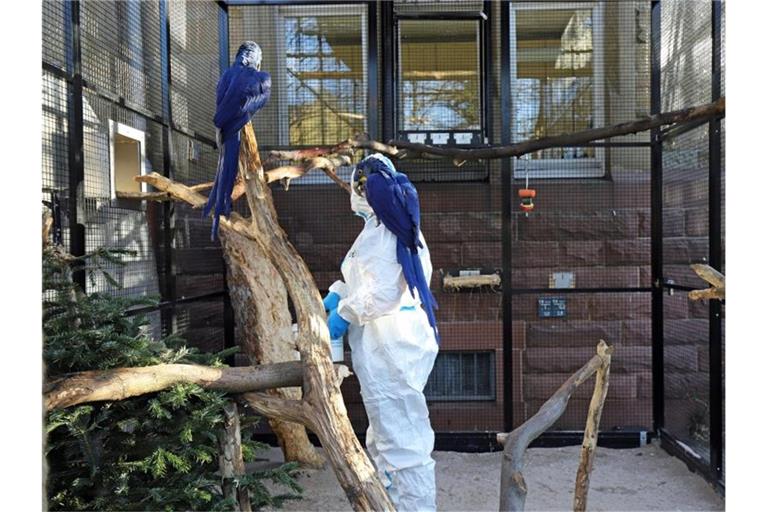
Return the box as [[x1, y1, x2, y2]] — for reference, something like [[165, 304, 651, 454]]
[[510, 2, 604, 177], [424, 351, 495, 401], [108, 120, 147, 199], [398, 19, 483, 146], [279, 5, 367, 146]]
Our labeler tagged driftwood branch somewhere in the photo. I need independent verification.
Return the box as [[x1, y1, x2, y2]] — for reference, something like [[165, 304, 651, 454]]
[[498, 340, 613, 512], [688, 263, 725, 301], [390, 98, 724, 164], [573, 341, 613, 512], [44, 361, 307, 411]]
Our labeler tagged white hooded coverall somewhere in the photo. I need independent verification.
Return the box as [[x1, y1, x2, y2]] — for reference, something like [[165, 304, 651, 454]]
[[329, 211, 438, 512]]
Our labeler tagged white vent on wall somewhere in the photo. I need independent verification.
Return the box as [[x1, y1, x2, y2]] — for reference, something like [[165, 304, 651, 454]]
[[109, 120, 147, 199]]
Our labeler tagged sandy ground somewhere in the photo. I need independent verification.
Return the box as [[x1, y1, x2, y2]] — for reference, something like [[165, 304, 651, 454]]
[[260, 441, 723, 511]]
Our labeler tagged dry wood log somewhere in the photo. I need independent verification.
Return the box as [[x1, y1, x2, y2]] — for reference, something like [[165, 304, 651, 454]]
[[44, 361, 306, 411], [135, 172, 323, 468], [220, 222, 325, 468], [234, 123, 395, 511], [43, 208, 53, 248], [219, 401, 253, 512], [443, 273, 501, 291], [573, 341, 613, 512], [498, 341, 613, 512], [688, 263, 725, 301]]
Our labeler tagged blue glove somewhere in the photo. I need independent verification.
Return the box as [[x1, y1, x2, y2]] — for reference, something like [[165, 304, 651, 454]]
[[327, 310, 350, 339], [322, 292, 341, 312]]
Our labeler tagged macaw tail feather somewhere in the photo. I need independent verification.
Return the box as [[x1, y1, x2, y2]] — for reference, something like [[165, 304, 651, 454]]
[[397, 240, 440, 343], [203, 134, 241, 240]]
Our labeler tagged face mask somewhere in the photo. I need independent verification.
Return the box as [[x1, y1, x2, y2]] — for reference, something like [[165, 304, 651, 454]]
[[350, 192, 374, 220]]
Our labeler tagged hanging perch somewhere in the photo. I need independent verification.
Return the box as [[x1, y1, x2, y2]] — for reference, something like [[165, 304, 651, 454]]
[[688, 263, 725, 301]]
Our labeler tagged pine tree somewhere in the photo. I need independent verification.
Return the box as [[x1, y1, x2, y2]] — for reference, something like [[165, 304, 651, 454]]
[[43, 246, 302, 511]]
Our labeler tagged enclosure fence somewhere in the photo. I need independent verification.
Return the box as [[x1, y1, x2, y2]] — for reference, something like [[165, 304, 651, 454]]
[[41, 0, 724, 492]]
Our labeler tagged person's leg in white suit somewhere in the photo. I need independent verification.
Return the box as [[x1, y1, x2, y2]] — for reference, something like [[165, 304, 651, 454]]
[[350, 312, 438, 511]]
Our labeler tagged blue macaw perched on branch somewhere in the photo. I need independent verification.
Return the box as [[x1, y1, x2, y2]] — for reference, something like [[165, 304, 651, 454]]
[[357, 154, 440, 340], [203, 41, 271, 239]]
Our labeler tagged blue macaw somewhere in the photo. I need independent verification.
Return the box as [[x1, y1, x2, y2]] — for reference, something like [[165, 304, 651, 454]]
[[203, 41, 271, 239], [357, 154, 440, 341]]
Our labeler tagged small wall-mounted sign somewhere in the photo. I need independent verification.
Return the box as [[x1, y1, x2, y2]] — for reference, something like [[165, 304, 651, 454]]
[[549, 271, 576, 289], [538, 297, 567, 318]]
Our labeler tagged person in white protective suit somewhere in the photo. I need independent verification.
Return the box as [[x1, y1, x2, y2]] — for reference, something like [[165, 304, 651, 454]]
[[323, 154, 439, 512]]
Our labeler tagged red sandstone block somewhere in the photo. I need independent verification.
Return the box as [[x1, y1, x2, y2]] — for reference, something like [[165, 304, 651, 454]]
[[512, 321, 526, 350], [664, 344, 700, 372], [428, 402, 504, 432], [639, 265, 652, 287], [605, 239, 651, 266], [636, 372, 653, 399], [518, 210, 640, 242], [525, 346, 651, 373], [523, 373, 637, 400], [462, 241, 502, 267], [575, 266, 640, 288], [660, 208, 686, 237], [685, 208, 709, 237], [422, 212, 502, 242], [663, 293, 690, 320], [509, 242, 560, 268], [439, 321, 502, 350], [588, 294, 651, 321], [559, 241, 606, 266], [663, 319, 708, 344], [621, 320, 652, 345], [523, 398, 652, 431], [662, 372, 709, 399], [428, 243, 463, 268], [525, 320, 622, 348]]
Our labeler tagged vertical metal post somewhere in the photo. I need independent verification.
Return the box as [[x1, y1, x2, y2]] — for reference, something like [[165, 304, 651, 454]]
[[482, 0, 492, 144], [219, 0, 236, 361], [160, 0, 176, 336], [650, 0, 664, 433], [367, 0, 379, 141], [708, 0, 723, 484], [66, 0, 86, 291], [381, 0, 395, 141], [499, 0, 514, 433]]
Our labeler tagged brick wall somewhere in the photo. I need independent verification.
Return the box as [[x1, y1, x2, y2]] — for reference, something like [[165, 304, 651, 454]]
[[273, 169, 654, 433]]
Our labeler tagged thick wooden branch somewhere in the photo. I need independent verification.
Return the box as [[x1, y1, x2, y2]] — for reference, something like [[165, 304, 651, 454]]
[[238, 124, 395, 511], [43, 209, 53, 248], [390, 98, 724, 164], [574, 341, 613, 512], [689, 263, 725, 301], [266, 154, 353, 193], [498, 341, 613, 512], [44, 361, 305, 411]]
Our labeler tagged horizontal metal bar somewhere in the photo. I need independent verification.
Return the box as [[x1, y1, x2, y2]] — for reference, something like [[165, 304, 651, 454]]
[[124, 290, 226, 316], [395, 12, 487, 20], [43, 61, 70, 81], [662, 282, 699, 292], [251, 430, 648, 453], [225, 0, 366, 5], [507, 287, 652, 295], [659, 428, 723, 495]]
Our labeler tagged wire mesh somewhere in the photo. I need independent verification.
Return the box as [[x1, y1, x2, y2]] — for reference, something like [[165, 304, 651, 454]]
[[80, 0, 164, 117], [169, 0, 220, 140], [660, 0, 717, 466], [42, 0, 69, 71]]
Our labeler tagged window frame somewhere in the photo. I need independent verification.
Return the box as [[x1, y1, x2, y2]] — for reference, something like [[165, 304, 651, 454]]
[[509, 1, 605, 178], [424, 350, 497, 402], [108, 120, 148, 200], [275, 4, 369, 147], [394, 15, 487, 146]]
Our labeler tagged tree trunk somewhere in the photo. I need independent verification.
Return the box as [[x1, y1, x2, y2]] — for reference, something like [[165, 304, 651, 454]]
[[219, 401, 253, 512], [236, 123, 395, 511], [220, 227, 324, 468]]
